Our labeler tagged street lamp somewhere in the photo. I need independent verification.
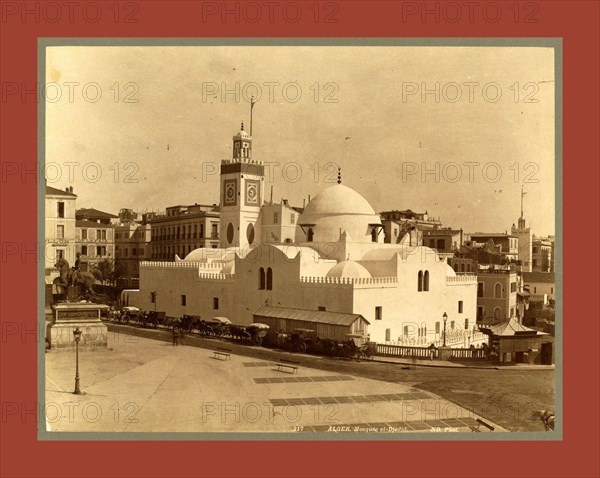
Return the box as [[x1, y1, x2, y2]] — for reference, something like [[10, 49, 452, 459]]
[[442, 312, 448, 347], [73, 328, 82, 395]]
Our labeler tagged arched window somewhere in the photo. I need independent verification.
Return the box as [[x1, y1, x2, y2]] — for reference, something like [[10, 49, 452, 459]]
[[371, 228, 378, 242], [258, 267, 265, 290], [494, 283, 502, 299], [418, 271, 423, 291], [307, 227, 314, 242], [435, 321, 440, 334], [424, 271, 430, 291], [266, 267, 273, 290], [494, 307, 502, 320]]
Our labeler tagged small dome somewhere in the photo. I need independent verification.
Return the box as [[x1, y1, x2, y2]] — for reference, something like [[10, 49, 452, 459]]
[[326, 260, 371, 279]]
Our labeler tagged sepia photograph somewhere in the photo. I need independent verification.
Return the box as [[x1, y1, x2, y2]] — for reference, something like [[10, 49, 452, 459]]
[[40, 39, 559, 438]]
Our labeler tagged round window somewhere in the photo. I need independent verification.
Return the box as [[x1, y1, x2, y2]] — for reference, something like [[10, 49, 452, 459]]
[[227, 223, 234, 244], [247, 223, 255, 244]]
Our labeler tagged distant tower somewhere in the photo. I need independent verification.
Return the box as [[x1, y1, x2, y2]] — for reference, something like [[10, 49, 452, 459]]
[[219, 117, 264, 250], [511, 186, 532, 272]]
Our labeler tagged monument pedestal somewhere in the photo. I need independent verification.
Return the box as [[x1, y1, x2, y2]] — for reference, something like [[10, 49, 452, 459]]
[[47, 303, 108, 350], [438, 346, 452, 361]]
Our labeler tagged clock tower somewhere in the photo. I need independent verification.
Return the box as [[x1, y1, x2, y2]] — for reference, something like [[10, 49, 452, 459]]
[[219, 121, 264, 251]]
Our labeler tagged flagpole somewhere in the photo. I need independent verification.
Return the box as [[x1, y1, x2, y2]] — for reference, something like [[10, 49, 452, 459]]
[[250, 96, 255, 136]]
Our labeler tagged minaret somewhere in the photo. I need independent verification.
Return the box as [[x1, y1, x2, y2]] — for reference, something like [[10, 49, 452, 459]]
[[219, 114, 264, 251], [511, 186, 532, 271]]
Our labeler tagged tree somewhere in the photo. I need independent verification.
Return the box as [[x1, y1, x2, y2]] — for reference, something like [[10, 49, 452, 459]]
[[111, 261, 128, 285], [95, 259, 114, 285]]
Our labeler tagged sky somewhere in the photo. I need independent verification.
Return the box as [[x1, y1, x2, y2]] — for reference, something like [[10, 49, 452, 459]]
[[45, 45, 556, 236]]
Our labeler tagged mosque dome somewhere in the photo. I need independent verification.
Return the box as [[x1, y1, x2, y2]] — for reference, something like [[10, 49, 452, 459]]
[[301, 184, 377, 219], [296, 183, 382, 244], [326, 260, 372, 279]]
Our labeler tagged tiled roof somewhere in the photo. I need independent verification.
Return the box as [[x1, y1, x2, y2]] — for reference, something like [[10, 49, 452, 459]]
[[253, 306, 369, 326], [76, 208, 118, 218], [45, 186, 76, 197], [479, 317, 547, 336]]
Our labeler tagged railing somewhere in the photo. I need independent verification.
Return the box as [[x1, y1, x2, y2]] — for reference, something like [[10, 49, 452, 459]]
[[377, 343, 438, 359], [450, 348, 487, 359], [376, 343, 488, 360]]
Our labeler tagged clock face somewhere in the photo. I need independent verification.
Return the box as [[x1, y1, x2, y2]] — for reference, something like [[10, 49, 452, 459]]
[[247, 184, 257, 200], [224, 180, 237, 205], [226, 186, 235, 200], [246, 181, 259, 205]]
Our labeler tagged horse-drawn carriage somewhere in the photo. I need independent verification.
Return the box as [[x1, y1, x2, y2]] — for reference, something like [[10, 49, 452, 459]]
[[277, 328, 317, 353], [118, 306, 141, 324], [229, 323, 269, 345], [178, 314, 203, 333], [194, 316, 231, 337], [140, 311, 167, 328], [276, 329, 374, 360]]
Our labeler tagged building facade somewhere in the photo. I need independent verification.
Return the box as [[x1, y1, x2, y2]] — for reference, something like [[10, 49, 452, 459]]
[[380, 209, 441, 245], [532, 237, 552, 272], [423, 228, 464, 253], [45, 185, 77, 282], [150, 204, 220, 260], [468, 233, 519, 262], [115, 222, 152, 278], [523, 271, 555, 303], [75, 208, 117, 268], [475, 268, 519, 324]]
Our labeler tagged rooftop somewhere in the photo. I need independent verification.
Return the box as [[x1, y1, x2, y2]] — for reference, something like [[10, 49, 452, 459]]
[[76, 208, 118, 219], [253, 305, 369, 326], [76, 220, 115, 228], [523, 272, 555, 283], [45, 185, 76, 197]]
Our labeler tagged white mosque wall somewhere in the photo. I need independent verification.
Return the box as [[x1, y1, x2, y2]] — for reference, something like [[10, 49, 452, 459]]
[[137, 263, 236, 320], [232, 245, 352, 324]]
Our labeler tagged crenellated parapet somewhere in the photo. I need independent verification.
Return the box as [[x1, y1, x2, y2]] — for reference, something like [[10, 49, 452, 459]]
[[197, 272, 235, 281], [300, 276, 398, 288], [141, 261, 202, 269], [446, 275, 478, 285]]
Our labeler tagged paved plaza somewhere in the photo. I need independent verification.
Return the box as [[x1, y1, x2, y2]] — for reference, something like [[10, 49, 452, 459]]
[[44, 333, 504, 434]]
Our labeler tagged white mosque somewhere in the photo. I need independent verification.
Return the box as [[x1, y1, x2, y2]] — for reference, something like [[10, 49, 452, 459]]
[[131, 122, 478, 345]]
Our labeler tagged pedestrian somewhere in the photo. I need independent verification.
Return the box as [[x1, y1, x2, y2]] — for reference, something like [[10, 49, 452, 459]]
[[428, 343, 436, 360], [172, 324, 178, 346]]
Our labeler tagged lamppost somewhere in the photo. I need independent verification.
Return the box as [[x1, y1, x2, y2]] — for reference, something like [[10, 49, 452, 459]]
[[73, 328, 82, 395], [442, 312, 448, 347]]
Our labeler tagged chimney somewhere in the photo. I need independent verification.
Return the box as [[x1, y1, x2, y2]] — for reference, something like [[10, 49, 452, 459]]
[[308, 195, 311, 203], [283, 199, 288, 206], [65, 187, 69, 192], [303, 198, 306, 208]]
